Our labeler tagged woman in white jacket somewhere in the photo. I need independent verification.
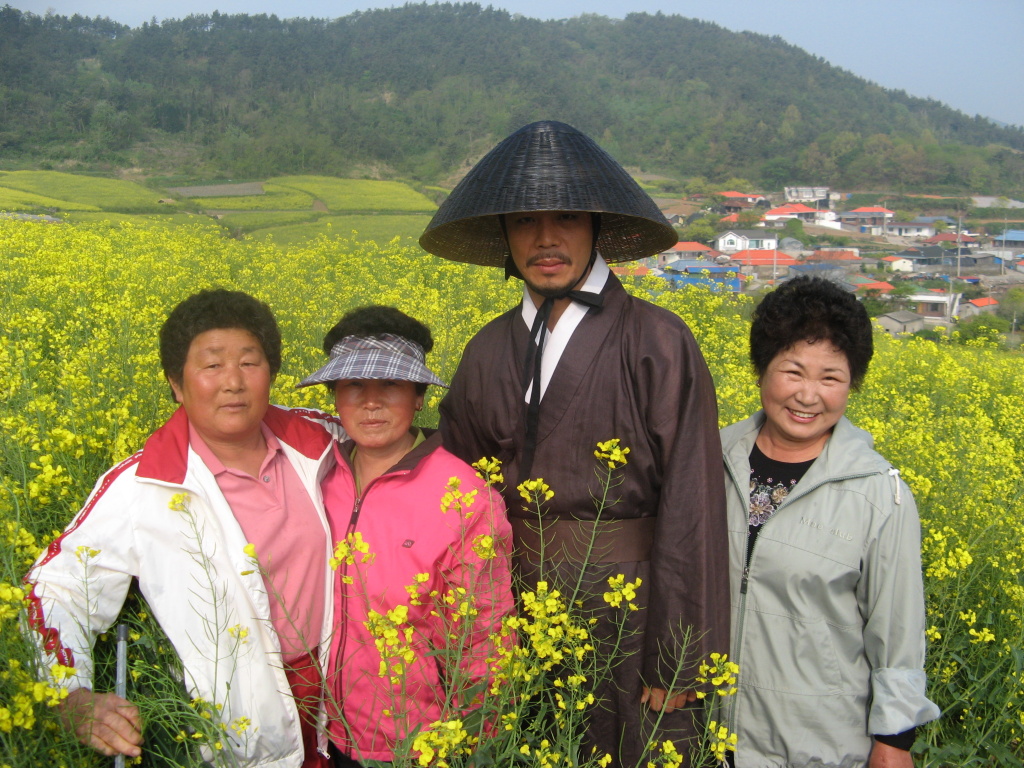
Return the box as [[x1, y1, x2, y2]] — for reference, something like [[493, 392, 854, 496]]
[[722, 276, 940, 768], [26, 289, 339, 768]]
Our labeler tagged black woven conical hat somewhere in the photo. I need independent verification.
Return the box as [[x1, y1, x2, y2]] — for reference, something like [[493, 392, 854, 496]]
[[419, 121, 678, 266]]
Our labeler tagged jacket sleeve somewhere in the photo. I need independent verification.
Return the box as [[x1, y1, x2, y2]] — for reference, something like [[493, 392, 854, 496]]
[[24, 468, 140, 692], [859, 475, 941, 735], [637, 317, 732, 689], [434, 481, 515, 707]]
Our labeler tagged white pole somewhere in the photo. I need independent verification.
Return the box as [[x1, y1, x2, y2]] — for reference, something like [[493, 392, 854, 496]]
[[114, 624, 128, 768]]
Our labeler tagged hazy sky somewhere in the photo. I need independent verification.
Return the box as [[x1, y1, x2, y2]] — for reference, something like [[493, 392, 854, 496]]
[[15, 0, 1024, 127]]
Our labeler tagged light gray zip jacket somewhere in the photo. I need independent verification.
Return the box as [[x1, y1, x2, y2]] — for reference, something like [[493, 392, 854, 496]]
[[722, 413, 940, 768]]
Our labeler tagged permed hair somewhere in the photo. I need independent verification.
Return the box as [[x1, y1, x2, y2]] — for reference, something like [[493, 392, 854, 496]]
[[322, 306, 434, 394], [750, 276, 873, 390], [159, 289, 282, 396]]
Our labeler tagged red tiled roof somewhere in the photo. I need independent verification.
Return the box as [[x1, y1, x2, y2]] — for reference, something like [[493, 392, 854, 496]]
[[968, 296, 998, 307], [665, 241, 712, 252], [810, 249, 858, 261], [766, 203, 816, 215], [720, 213, 740, 223], [881, 256, 906, 262], [924, 232, 978, 243], [857, 281, 894, 292], [720, 191, 751, 198], [729, 249, 798, 266], [610, 264, 651, 276], [850, 206, 895, 214]]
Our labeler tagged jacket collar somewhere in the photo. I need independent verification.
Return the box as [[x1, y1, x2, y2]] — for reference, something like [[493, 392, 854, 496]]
[[136, 405, 333, 484], [336, 428, 443, 478], [724, 411, 884, 484]]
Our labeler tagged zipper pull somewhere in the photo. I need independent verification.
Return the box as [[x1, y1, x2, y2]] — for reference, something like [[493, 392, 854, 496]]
[[347, 496, 363, 532], [740, 565, 750, 595]]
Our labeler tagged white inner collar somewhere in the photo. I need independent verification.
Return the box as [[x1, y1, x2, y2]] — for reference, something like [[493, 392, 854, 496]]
[[520, 254, 610, 402]]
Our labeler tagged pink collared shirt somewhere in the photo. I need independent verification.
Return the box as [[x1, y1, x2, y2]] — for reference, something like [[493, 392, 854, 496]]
[[190, 422, 326, 663]]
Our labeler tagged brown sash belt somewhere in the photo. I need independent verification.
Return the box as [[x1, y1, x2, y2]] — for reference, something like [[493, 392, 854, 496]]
[[510, 516, 656, 563]]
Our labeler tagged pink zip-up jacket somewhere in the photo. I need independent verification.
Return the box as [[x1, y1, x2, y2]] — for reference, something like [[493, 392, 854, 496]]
[[322, 430, 514, 762]]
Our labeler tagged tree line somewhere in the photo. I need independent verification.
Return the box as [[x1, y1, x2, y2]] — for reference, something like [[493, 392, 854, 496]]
[[1, 3, 1022, 193]]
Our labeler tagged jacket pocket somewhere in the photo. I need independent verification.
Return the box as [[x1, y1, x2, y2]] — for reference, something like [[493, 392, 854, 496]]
[[741, 609, 845, 695]]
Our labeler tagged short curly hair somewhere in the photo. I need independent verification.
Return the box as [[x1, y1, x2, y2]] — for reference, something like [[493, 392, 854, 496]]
[[750, 276, 873, 389], [160, 290, 282, 396], [322, 306, 434, 394]]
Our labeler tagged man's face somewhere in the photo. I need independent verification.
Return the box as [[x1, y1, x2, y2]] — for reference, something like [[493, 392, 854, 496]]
[[505, 210, 594, 299]]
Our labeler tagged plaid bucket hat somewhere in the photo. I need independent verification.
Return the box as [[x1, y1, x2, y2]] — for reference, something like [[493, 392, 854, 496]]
[[297, 334, 447, 389], [419, 120, 678, 266]]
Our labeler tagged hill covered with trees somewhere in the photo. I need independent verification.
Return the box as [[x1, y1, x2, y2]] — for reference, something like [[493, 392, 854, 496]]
[[1, 2, 1022, 193]]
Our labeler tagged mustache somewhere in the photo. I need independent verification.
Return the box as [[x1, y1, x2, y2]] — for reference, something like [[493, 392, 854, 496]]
[[525, 252, 572, 267]]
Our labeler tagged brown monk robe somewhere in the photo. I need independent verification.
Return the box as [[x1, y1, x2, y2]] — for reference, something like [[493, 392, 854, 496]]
[[441, 270, 730, 768]]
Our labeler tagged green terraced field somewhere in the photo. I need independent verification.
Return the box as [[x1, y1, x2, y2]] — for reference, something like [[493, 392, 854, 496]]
[[0, 171, 171, 213], [270, 176, 436, 213]]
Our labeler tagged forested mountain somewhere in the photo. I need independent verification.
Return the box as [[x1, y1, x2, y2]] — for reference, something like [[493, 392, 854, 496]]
[[1, 2, 1022, 193]]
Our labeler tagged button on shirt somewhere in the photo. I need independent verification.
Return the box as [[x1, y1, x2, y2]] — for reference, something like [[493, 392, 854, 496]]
[[190, 423, 327, 663]]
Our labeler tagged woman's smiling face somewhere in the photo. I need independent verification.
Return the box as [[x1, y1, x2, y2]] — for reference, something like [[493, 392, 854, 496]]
[[758, 339, 851, 458]]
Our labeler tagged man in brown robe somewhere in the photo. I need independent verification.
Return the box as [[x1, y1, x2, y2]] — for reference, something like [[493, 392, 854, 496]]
[[420, 121, 729, 768]]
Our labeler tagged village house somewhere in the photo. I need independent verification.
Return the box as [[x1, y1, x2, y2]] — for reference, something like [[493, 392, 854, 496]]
[[762, 203, 818, 224], [718, 191, 769, 205], [924, 232, 978, 247], [881, 255, 913, 272], [784, 186, 831, 207], [713, 229, 779, 254], [797, 248, 862, 275], [958, 296, 999, 318], [716, 191, 770, 215], [876, 310, 926, 337], [994, 230, 1024, 252], [853, 279, 895, 296], [908, 289, 961, 321], [954, 252, 1003, 273], [727, 249, 797, 280], [817, 245, 861, 259], [657, 240, 721, 268], [837, 206, 895, 235], [894, 245, 946, 273], [885, 221, 936, 238]]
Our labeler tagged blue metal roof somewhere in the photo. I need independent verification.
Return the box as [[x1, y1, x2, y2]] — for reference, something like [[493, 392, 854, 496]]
[[660, 273, 744, 292]]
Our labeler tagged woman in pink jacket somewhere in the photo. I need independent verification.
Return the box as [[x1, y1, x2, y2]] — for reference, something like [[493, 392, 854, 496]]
[[297, 306, 514, 767]]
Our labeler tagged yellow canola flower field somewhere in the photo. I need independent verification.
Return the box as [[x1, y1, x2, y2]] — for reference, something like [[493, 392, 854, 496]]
[[0, 218, 1022, 765]]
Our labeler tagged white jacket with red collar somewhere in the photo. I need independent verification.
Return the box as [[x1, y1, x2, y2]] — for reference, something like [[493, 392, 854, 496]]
[[26, 405, 339, 768]]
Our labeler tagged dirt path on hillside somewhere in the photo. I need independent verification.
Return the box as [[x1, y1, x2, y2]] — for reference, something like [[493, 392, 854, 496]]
[[167, 182, 265, 197]]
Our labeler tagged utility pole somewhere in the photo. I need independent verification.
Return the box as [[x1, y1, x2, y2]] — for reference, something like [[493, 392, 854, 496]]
[[956, 213, 962, 278]]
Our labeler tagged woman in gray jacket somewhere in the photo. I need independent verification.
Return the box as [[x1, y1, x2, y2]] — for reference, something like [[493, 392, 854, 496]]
[[722, 276, 939, 768]]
